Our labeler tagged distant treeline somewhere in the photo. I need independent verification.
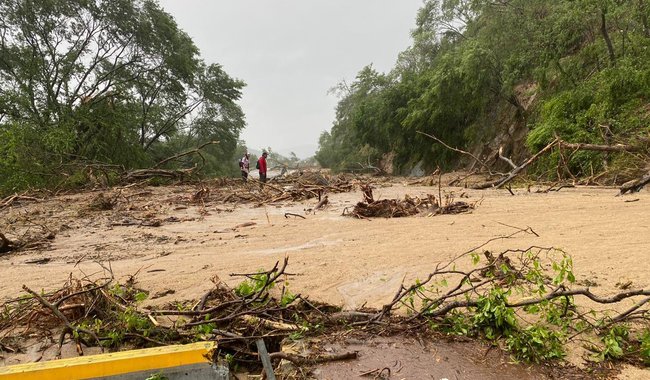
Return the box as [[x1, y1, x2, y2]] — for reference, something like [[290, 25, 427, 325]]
[[316, 0, 650, 178]]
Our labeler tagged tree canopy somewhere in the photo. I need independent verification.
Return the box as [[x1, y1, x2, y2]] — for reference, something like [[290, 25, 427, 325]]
[[0, 0, 246, 194], [316, 0, 650, 178]]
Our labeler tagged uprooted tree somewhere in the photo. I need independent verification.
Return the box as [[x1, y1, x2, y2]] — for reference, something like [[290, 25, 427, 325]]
[[414, 131, 650, 193]]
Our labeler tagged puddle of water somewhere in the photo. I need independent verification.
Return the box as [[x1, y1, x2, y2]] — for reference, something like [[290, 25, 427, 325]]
[[314, 336, 548, 380]]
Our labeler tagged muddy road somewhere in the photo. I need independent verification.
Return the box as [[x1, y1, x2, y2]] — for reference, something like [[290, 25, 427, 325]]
[[1, 178, 649, 378]]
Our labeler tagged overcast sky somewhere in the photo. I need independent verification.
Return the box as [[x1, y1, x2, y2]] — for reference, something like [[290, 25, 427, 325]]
[[158, 0, 423, 158]]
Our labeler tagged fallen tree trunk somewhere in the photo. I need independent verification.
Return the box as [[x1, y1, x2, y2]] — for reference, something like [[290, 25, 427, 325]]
[[153, 140, 219, 169], [121, 141, 219, 183], [472, 138, 559, 189], [558, 141, 644, 153]]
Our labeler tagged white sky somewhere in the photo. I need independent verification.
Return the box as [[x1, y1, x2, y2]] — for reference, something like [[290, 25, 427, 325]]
[[158, 0, 423, 158]]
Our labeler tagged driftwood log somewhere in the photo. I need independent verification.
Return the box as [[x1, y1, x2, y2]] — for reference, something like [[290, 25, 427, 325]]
[[314, 195, 329, 211], [269, 351, 358, 365]]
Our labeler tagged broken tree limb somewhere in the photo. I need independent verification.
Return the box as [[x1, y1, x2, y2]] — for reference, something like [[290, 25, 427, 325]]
[[314, 195, 328, 211], [256, 339, 277, 380], [243, 315, 299, 331], [22, 285, 103, 352], [506, 288, 650, 308], [558, 141, 644, 153], [233, 222, 257, 229], [153, 140, 219, 169], [284, 212, 306, 219], [498, 147, 517, 169], [472, 138, 560, 189], [119, 141, 220, 182], [611, 297, 650, 323], [123, 168, 195, 181], [373, 242, 650, 328], [417, 131, 494, 175], [1, 193, 41, 210], [329, 311, 377, 323]]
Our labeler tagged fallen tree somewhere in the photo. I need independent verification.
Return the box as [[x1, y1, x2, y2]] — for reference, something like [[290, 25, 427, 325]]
[[465, 138, 648, 192], [121, 141, 221, 183], [418, 130, 650, 191], [557, 141, 645, 153]]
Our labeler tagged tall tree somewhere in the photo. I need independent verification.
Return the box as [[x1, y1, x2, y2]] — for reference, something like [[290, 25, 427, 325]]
[[0, 0, 246, 192], [318, 0, 650, 178]]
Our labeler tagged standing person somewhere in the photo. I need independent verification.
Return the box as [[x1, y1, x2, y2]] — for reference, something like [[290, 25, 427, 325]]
[[257, 151, 268, 183], [239, 153, 250, 182]]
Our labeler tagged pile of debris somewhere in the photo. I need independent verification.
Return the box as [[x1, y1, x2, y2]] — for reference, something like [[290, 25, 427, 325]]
[[0, 230, 54, 255], [347, 184, 475, 219], [209, 171, 357, 205], [0, 259, 357, 372], [2, 250, 650, 376]]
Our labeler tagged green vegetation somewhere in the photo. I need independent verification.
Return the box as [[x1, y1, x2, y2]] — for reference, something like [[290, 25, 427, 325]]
[[317, 0, 650, 177], [3, 255, 648, 369], [397, 247, 650, 365], [431, 250, 576, 363], [641, 329, 650, 364], [0, 0, 246, 195], [234, 271, 272, 298]]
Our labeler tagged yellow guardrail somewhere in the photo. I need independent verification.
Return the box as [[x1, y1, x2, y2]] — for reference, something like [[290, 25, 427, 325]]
[[0, 341, 215, 380]]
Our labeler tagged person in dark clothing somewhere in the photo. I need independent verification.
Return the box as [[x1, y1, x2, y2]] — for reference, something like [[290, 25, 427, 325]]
[[258, 151, 268, 183]]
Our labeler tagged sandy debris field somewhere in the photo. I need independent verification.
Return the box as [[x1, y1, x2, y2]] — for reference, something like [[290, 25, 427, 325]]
[[1, 178, 650, 378], [1, 181, 649, 312]]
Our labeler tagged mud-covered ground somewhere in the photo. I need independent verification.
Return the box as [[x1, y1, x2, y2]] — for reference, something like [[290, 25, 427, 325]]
[[1, 175, 648, 379]]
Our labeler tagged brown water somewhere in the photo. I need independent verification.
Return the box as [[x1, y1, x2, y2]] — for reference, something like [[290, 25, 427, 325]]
[[314, 336, 554, 380]]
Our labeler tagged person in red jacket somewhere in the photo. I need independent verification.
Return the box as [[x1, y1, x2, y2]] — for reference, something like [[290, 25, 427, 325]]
[[258, 151, 268, 183]]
